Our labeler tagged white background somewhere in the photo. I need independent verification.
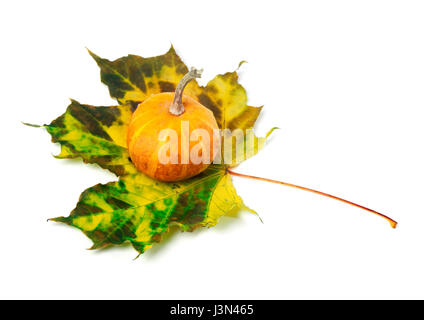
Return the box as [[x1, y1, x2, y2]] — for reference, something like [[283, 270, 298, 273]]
[[1, 0, 424, 299]]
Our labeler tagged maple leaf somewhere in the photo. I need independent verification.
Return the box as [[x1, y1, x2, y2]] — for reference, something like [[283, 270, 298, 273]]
[[33, 46, 274, 256], [28, 46, 398, 257]]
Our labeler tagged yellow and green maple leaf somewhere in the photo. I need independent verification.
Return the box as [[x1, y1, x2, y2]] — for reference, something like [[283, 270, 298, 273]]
[[32, 46, 275, 256]]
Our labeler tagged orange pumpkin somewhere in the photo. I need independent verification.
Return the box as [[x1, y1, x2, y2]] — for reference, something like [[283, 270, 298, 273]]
[[127, 68, 219, 181]]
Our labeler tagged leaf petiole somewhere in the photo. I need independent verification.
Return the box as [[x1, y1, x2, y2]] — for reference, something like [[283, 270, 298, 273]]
[[227, 170, 398, 228]]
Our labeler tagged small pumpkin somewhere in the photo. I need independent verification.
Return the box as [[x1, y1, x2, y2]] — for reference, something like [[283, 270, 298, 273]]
[[127, 68, 219, 181]]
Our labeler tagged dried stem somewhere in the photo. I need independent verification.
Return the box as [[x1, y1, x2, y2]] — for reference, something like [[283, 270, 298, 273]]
[[227, 170, 397, 228], [169, 67, 203, 116]]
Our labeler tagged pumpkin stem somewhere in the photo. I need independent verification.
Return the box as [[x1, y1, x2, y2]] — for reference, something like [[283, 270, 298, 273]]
[[169, 67, 203, 115], [227, 169, 398, 228]]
